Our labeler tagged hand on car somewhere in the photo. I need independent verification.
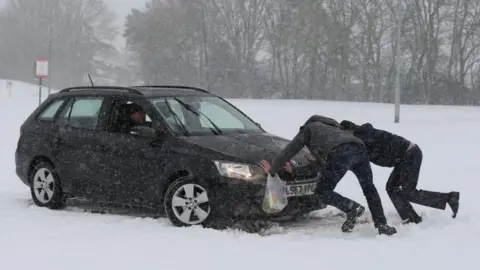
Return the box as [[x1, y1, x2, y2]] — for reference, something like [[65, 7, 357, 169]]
[[283, 161, 292, 173], [259, 159, 292, 174], [259, 160, 271, 173]]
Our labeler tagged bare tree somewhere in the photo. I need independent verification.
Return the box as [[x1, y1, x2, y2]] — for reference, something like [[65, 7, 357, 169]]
[[209, 0, 268, 97], [121, 0, 480, 105], [0, 0, 117, 88], [447, 0, 480, 86], [323, 0, 360, 100], [264, 0, 309, 98], [353, 0, 388, 102], [401, 0, 447, 103]]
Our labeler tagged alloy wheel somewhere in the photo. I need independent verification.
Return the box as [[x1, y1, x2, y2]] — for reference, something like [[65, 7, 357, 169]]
[[171, 183, 210, 225], [32, 168, 56, 204]]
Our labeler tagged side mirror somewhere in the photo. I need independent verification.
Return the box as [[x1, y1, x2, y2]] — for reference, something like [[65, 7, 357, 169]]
[[130, 126, 157, 138], [255, 122, 262, 128]]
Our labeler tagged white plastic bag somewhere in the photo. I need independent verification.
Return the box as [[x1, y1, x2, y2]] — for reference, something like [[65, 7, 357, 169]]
[[262, 174, 288, 214]]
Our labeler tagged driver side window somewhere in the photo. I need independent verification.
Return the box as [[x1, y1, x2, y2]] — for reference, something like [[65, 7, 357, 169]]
[[107, 100, 154, 134]]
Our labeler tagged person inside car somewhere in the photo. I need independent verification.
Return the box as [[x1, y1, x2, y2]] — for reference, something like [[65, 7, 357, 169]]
[[115, 103, 150, 134], [128, 103, 147, 126]]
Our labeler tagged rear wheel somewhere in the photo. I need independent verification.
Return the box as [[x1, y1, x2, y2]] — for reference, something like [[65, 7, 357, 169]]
[[164, 177, 214, 227], [30, 161, 65, 209]]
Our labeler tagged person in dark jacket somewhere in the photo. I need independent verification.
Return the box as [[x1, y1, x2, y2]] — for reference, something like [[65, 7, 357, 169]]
[[115, 103, 150, 134], [259, 115, 397, 236], [339, 120, 460, 224], [260, 155, 359, 226], [127, 103, 147, 127]]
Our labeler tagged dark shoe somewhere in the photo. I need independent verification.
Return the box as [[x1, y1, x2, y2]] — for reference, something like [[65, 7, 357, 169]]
[[401, 215, 423, 225], [341, 206, 365, 233], [447, 192, 460, 218], [378, 224, 397, 236]]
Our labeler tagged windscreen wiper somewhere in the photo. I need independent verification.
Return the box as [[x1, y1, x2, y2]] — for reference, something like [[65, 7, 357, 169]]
[[164, 100, 189, 136], [174, 98, 222, 135]]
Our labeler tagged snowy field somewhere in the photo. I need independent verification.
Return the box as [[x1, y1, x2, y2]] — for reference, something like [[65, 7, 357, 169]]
[[0, 80, 479, 270]]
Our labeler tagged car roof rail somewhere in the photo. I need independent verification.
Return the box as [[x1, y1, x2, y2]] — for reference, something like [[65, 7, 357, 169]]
[[132, 85, 210, 94], [59, 86, 144, 95]]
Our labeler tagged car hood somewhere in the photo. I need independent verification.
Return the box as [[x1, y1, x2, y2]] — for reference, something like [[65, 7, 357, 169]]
[[181, 132, 309, 165]]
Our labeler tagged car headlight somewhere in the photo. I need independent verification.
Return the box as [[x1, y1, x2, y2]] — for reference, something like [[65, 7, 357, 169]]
[[214, 161, 264, 181]]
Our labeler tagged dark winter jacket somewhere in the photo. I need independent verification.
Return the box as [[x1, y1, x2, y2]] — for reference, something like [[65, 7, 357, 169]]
[[304, 114, 341, 128], [292, 162, 321, 178], [279, 162, 319, 181], [268, 115, 364, 175], [350, 123, 412, 167]]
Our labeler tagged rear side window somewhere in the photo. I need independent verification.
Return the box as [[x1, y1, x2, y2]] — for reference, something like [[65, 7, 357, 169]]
[[37, 99, 65, 121], [70, 98, 103, 117], [59, 97, 104, 130]]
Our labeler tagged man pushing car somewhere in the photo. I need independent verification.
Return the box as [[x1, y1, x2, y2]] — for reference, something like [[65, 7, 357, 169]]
[[259, 115, 397, 236], [339, 120, 460, 224]]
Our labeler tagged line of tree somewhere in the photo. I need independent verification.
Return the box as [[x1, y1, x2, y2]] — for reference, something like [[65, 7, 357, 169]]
[[125, 0, 480, 105], [0, 0, 118, 88], [1, 0, 480, 105]]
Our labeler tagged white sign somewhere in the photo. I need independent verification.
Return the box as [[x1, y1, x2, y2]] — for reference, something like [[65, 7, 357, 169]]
[[35, 59, 49, 78]]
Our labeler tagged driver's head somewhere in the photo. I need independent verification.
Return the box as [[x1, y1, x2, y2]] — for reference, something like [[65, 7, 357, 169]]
[[128, 103, 146, 124]]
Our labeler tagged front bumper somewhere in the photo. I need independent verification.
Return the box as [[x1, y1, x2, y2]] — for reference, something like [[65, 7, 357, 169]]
[[210, 176, 325, 221]]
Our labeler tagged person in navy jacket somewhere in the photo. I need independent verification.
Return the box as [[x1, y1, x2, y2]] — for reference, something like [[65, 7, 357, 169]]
[[339, 120, 460, 224]]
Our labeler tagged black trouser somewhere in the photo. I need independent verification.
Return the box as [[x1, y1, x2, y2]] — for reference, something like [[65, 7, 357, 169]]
[[386, 144, 450, 220], [315, 143, 388, 227]]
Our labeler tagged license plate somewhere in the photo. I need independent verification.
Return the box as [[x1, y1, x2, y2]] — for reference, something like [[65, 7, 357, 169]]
[[285, 182, 316, 197]]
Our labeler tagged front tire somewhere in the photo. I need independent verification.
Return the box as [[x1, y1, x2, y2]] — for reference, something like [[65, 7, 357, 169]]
[[164, 177, 214, 227], [30, 161, 65, 209]]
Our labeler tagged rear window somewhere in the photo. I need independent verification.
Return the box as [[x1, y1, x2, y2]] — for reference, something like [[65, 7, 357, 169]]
[[57, 97, 104, 130], [36, 99, 65, 121]]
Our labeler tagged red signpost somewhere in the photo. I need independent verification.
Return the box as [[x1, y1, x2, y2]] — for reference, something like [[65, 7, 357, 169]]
[[34, 59, 49, 105]]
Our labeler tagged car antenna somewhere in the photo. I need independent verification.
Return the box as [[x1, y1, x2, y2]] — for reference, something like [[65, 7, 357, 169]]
[[87, 73, 95, 86]]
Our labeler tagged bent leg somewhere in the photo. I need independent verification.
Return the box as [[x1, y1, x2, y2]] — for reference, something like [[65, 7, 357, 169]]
[[314, 152, 362, 213], [350, 152, 387, 227], [402, 146, 449, 210], [407, 190, 449, 209], [322, 191, 362, 213], [314, 145, 367, 232], [386, 164, 419, 221], [314, 150, 350, 195]]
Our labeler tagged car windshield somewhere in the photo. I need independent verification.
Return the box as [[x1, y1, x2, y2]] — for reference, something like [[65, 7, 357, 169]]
[[149, 95, 263, 136]]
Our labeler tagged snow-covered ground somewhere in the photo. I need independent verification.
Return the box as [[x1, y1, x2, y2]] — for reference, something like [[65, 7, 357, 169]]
[[0, 80, 478, 270]]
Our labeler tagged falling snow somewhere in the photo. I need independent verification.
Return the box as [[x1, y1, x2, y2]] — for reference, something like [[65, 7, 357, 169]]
[[0, 81, 478, 270]]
